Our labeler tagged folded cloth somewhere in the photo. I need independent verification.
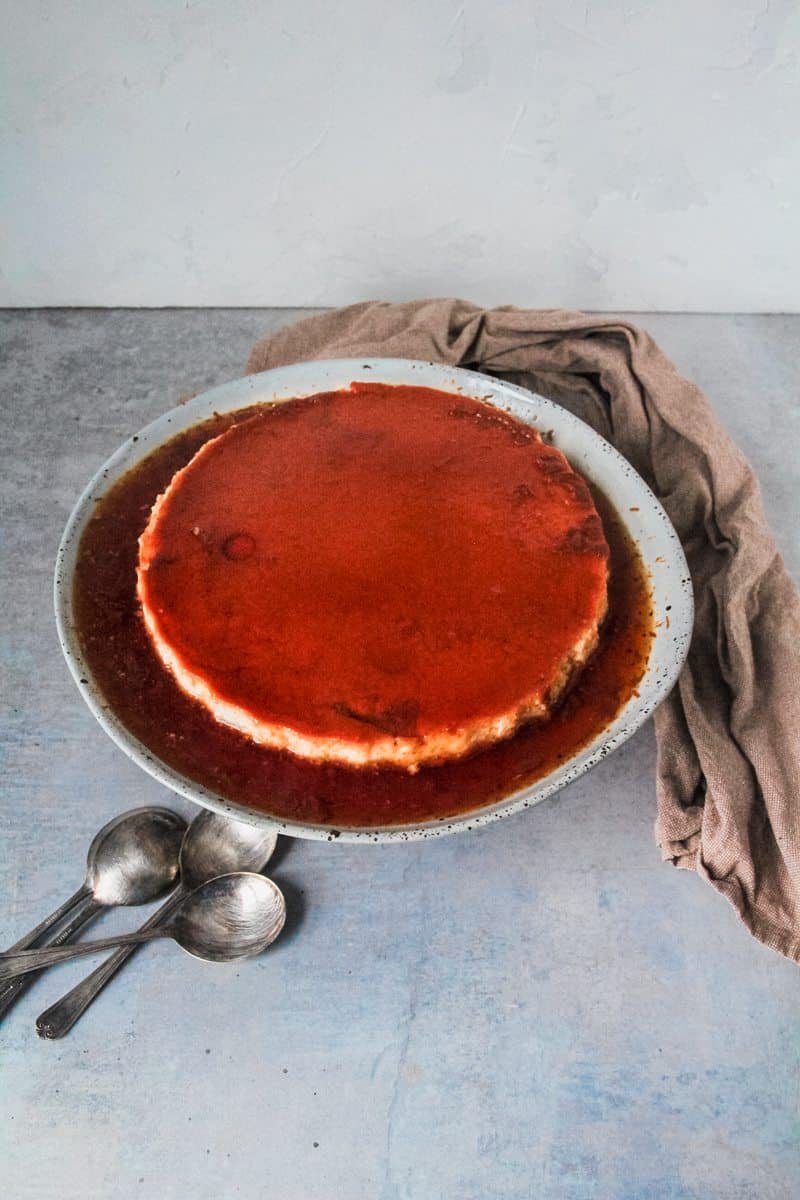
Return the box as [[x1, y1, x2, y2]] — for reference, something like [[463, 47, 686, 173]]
[[248, 300, 800, 963]]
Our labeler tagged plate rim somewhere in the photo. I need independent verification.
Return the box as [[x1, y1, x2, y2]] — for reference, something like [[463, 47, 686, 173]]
[[54, 357, 693, 843]]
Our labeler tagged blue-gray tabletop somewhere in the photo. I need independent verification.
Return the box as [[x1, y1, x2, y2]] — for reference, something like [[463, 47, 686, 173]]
[[2, 310, 798, 1200]]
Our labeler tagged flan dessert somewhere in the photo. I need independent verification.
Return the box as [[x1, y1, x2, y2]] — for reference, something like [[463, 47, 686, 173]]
[[137, 383, 610, 770]]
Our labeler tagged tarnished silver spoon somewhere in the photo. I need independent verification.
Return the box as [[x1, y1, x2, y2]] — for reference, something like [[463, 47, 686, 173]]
[[0, 806, 186, 1021], [0, 873, 286, 982], [37, 810, 278, 1038]]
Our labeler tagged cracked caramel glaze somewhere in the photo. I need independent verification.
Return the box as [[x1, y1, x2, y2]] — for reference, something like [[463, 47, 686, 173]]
[[136, 384, 609, 768]]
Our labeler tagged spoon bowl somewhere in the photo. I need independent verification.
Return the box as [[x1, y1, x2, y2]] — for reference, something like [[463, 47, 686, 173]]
[[178, 811, 278, 891], [87, 807, 187, 906], [172, 872, 287, 963]]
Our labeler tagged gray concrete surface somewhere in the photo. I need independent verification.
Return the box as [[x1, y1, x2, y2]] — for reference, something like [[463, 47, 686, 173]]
[[1, 310, 798, 1200]]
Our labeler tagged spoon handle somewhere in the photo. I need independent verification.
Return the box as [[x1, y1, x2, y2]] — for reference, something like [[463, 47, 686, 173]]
[[36, 886, 187, 1039], [2, 883, 93, 954], [0, 927, 172, 982], [0, 895, 102, 1023]]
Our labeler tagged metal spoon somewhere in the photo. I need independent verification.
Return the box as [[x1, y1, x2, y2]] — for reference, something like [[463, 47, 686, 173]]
[[37, 810, 278, 1038], [0, 806, 186, 1020], [0, 873, 286, 981]]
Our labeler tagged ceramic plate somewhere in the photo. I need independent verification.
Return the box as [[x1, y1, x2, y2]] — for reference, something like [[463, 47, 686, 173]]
[[55, 359, 693, 842]]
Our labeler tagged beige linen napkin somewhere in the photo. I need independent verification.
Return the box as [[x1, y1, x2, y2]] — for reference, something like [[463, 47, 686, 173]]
[[248, 300, 800, 963]]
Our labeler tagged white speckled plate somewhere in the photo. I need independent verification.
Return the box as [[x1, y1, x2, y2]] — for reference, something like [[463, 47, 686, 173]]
[[55, 359, 693, 842]]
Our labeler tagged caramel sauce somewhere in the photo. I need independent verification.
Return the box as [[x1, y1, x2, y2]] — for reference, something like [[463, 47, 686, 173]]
[[73, 399, 654, 830]]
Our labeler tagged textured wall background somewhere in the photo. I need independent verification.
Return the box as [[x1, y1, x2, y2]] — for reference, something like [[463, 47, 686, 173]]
[[2, 0, 798, 310]]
